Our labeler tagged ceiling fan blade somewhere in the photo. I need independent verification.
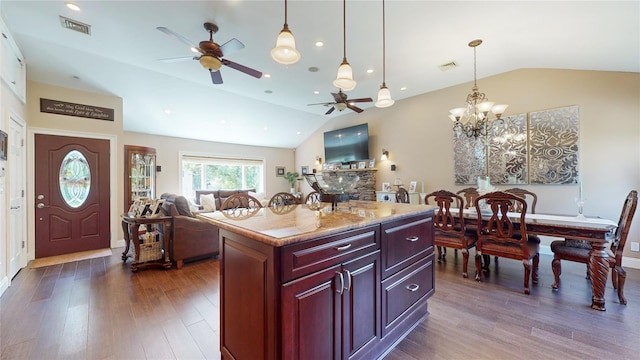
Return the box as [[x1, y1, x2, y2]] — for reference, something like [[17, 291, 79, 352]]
[[325, 107, 336, 115], [348, 97, 373, 103], [219, 38, 245, 57], [221, 59, 263, 79], [158, 56, 196, 63], [157, 26, 203, 53], [331, 93, 343, 103], [307, 102, 335, 106], [347, 104, 364, 113], [210, 70, 223, 84]]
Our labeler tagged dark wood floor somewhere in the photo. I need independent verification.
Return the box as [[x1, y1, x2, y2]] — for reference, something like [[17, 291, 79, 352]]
[[1, 248, 638, 359]]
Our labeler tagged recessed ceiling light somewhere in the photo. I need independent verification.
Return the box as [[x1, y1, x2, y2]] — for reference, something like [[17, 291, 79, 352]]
[[296, 131, 301, 135], [265, 90, 273, 94], [264, 73, 271, 78], [71, 75, 80, 80], [308, 67, 319, 72], [400, 87, 407, 91], [315, 41, 324, 47], [367, 69, 374, 74], [313, 90, 320, 95], [164, 109, 171, 114], [66, 2, 80, 11], [263, 126, 268, 131], [220, 120, 227, 124]]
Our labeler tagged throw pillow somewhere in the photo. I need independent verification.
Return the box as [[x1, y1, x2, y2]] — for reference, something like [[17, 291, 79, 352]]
[[249, 191, 268, 207], [200, 193, 217, 212]]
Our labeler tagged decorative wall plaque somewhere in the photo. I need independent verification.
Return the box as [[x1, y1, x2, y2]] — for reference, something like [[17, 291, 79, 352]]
[[40, 98, 114, 121], [488, 113, 528, 184]]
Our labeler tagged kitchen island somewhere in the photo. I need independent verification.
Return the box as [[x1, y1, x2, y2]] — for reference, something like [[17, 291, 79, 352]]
[[197, 200, 436, 360]]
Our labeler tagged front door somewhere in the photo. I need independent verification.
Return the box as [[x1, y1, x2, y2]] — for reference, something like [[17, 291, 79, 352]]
[[34, 134, 110, 258]]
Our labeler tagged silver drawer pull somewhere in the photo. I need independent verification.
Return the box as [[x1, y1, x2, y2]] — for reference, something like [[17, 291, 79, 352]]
[[406, 236, 419, 242], [336, 271, 345, 295], [406, 284, 420, 292], [335, 244, 352, 251]]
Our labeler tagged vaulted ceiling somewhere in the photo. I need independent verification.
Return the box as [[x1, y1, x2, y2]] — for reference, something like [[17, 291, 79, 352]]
[[2, 1, 638, 148]]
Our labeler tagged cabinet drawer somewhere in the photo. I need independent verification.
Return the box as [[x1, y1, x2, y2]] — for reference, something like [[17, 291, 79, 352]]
[[381, 215, 433, 278], [381, 253, 434, 337], [282, 226, 379, 282]]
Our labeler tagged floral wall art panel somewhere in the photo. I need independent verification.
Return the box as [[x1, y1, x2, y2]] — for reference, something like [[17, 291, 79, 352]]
[[528, 105, 579, 184], [453, 133, 486, 185], [488, 113, 528, 184]]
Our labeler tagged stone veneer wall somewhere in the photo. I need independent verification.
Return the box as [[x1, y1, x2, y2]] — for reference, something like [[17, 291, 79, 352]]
[[323, 169, 377, 201]]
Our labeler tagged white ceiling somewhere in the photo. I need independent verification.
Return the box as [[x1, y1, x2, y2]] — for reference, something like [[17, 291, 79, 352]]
[[2, 1, 638, 148]]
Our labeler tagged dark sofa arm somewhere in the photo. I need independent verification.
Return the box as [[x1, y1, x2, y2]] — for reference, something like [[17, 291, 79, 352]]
[[171, 215, 219, 269]]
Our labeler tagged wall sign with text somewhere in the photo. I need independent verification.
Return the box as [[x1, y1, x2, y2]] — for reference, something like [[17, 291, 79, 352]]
[[40, 98, 114, 121]]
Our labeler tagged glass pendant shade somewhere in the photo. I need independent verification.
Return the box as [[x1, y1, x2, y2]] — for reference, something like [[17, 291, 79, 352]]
[[333, 60, 356, 91], [270, 26, 300, 64], [375, 85, 394, 108], [199, 55, 222, 71], [491, 104, 508, 116]]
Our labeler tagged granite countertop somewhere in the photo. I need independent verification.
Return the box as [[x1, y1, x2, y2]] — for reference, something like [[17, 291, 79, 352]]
[[196, 200, 437, 247]]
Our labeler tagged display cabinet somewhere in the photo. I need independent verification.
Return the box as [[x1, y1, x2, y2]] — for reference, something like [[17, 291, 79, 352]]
[[124, 145, 156, 212]]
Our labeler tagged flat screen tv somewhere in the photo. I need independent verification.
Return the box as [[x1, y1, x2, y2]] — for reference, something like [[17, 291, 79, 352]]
[[324, 123, 369, 163]]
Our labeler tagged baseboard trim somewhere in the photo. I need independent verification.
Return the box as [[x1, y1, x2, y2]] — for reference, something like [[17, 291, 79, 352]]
[[0, 276, 8, 297], [113, 239, 126, 248]]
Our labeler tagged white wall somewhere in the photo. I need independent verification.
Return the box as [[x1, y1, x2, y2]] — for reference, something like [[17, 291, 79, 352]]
[[295, 69, 640, 262]]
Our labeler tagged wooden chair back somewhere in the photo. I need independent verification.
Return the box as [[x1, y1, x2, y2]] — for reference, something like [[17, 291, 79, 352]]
[[456, 187, 479, 209], [504, 187, 538, 213], [221, 193, 263, 210], [305, 191, 321, 205], [396, 187, 410, 203], [611, 190, 638, 265], [425, 190, 467, 235], [268, 192, 302, 207]]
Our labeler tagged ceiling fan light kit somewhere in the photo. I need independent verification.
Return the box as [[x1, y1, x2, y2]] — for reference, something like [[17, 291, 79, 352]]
[[375, 0, 394, 108], [199, 55, 222, 71], [333, 0, 357, 91], [271, 0, 301, 64]]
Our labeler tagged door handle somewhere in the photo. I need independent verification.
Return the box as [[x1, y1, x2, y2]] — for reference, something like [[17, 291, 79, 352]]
[[344, 270, 352, 291], [335, 243, 352, 251], [37, 194, 45, 200], [335, 271, 345, 295], [36, 203, 48, 209]]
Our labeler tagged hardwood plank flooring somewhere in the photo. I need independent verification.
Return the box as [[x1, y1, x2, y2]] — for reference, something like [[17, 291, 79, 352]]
[[1, 248, 638, 359]]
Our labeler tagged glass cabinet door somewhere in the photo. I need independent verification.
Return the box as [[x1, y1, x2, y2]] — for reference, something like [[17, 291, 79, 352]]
[[124, 145, 156, 212]]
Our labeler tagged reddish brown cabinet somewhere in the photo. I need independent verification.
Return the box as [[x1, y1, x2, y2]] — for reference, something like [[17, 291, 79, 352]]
[[213, 205, 435, 360]]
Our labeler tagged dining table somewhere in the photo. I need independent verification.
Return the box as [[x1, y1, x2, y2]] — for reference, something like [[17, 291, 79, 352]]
[[451, 208, 618, 310]]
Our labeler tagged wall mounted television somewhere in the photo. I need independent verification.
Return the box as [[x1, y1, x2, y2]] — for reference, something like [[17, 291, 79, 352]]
[[324, 123, 369, 163]]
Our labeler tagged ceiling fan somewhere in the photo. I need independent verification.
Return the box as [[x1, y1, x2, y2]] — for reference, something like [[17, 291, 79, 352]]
[[308, 90, 373, 115], [157, 22, 263, 85]]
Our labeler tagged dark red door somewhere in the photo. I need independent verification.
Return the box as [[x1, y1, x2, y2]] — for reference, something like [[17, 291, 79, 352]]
[[35, 134, 110, 257]]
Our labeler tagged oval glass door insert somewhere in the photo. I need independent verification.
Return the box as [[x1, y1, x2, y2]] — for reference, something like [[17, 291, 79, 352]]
[[59, 150, 91, 208]]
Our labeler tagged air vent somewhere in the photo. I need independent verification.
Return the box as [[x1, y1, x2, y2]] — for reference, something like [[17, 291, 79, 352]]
[[59, 16, 91, 35], [438, 61, 458, 71]]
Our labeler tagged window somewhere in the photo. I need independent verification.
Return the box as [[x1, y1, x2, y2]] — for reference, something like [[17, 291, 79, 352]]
[[181, 155, 264, 197]]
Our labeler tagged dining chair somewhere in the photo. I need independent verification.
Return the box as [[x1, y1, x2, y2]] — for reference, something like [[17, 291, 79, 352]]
[[221, 193, 263, 210], [396, 187, 410, 203], [425, 190, 478, 278], [456, 187, 479, 209], [305, 191, 321, 205], [503, 187, 538, 214], [474, 191, 540, 294], [550, 190, 637, 304], [268, 192, 302, 207]]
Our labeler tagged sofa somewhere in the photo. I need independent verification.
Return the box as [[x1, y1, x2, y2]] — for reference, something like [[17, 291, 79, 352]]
[[160, 193, 219, 269], [195, 189, 257, 210]]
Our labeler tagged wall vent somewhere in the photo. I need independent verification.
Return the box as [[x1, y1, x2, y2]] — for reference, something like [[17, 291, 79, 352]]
[[438, 61, 458, 71], [59, 16, 91, 35]]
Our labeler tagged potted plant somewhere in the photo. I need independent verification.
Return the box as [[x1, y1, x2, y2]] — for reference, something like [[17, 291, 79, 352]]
[[285, 171, 299, 193]]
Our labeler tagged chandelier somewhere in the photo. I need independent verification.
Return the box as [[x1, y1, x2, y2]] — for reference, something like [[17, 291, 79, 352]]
[[448, 39, 507, 138]]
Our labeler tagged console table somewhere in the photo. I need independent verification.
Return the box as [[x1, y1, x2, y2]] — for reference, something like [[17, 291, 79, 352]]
[[198, 201, 436, 360], [121, 214, 172, 271]]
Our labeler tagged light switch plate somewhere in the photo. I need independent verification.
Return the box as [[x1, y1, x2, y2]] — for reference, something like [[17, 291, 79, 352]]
[[631, 242, 640, 252]]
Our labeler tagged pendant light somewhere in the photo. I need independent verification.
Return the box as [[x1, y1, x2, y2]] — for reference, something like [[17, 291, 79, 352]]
[[375, 0, 394, 108], [333, 0, 356, 91], [271, 0, 301, 65]]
